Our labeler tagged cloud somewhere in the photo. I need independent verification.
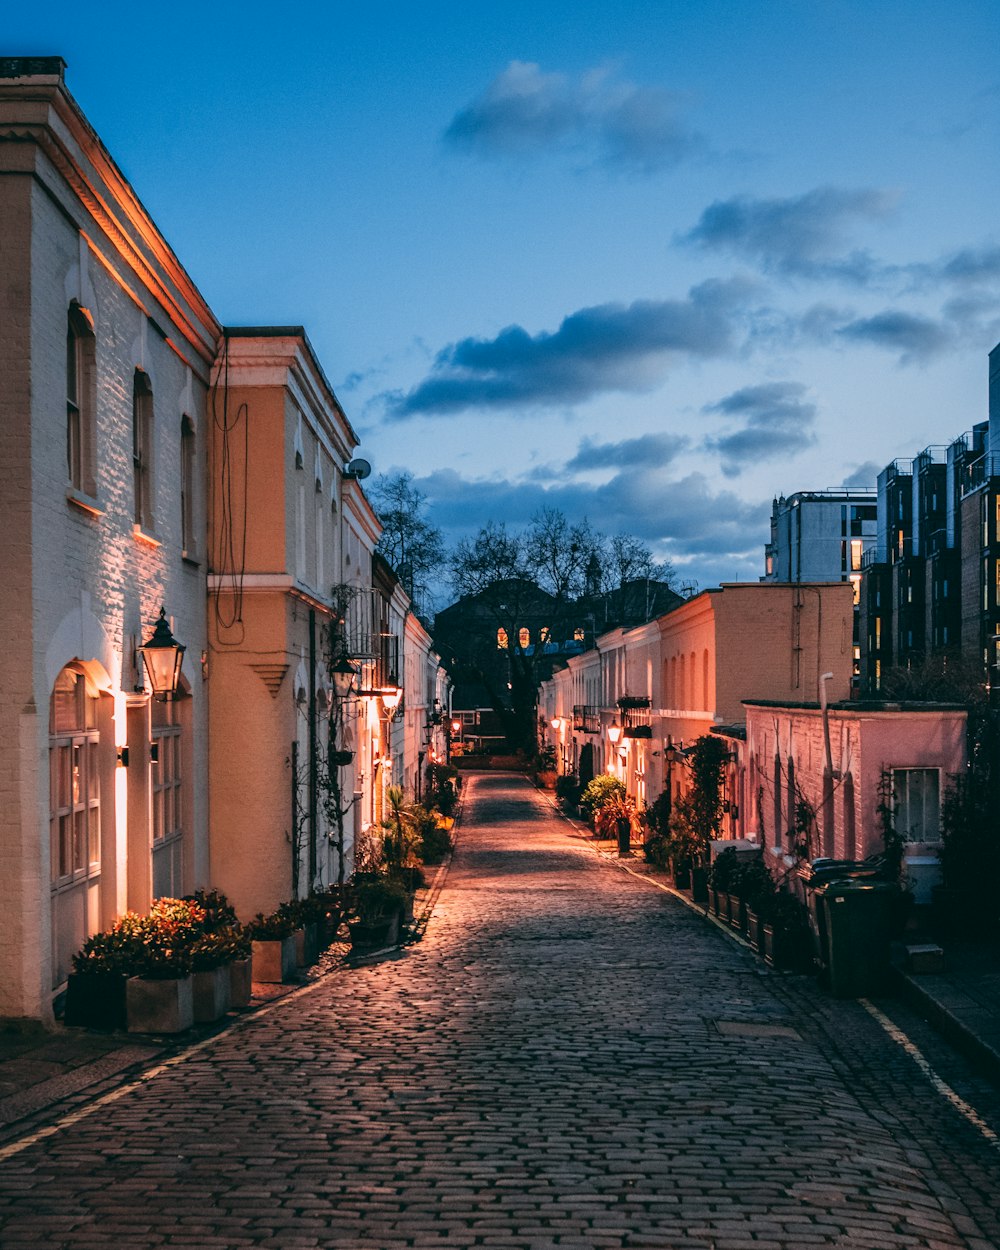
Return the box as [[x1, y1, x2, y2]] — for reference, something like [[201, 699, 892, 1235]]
[[836, 310, 952, 363], [841, 461, 881, 490], [679, 186, 895, 282], [384, 278, 755, 418], [444, 60, 699, 171], [703, 381, 817, 476], [567, 432, 688, 472], [406, 465, 768, 570], [909, 244, 1000, 289]]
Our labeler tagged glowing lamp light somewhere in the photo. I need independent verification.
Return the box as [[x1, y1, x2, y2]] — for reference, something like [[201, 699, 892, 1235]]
[[380, 675, 402, 711], [451, 719, 461, 734], [607, 721, 622, 745], [550, 717, 561, 730], [138, 608, 185, 701]]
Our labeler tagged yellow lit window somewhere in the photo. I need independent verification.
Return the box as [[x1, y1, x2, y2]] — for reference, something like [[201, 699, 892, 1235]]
[[497, 628, 508, 650]]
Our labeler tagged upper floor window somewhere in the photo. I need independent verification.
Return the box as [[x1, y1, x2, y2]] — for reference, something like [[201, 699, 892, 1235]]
[[180, 416, 196, 557], [133, 370, 154, 531], [66, 304, 96, 497]]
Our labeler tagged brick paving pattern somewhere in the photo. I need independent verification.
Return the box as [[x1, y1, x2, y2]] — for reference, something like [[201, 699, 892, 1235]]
[[2, 771, 999, 1249]]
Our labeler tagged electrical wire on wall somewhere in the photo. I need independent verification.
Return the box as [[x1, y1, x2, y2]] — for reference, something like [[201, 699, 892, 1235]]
[[210, 331, 249, 642]]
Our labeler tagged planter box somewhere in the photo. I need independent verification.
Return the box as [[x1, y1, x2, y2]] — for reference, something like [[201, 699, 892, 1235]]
[[229, 957, 252, 1009], [746, 908, 761, 953], [252, 936, 297, 983], [294, 923, 321, 967], [762, 924, 810, 972], [64, 972, 128, 1031], [726, 893, 746, 932], [192, 966, 231, 1023], [672, 861, 691, 890], [710, 888, 722, 918], [127, 976, 193, 1034], [691, 866, 709, 905], [348, 911, 400, 951]]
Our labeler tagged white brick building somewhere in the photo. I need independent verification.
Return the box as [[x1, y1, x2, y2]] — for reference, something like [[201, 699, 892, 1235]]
[[0, 58, 216, 1019]]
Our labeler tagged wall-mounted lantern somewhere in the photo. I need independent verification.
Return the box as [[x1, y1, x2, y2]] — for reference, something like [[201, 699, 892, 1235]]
[[550, 717, 561, 730], [380, 674, 402, 713], [607, 721, 622, 745], [331, 654, 359, 700], [138, 608, 185, 701]]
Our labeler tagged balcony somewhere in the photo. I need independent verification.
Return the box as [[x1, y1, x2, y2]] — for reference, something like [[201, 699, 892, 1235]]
[[572, 704, 602, 734], [617, 695, 652, 738], [960, 454, 1000, 498]]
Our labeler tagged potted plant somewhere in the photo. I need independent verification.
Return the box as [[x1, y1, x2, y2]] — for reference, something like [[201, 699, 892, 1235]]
[[555, 774, 581, 816], [247, 909, 299, 983], [412, 804, 453, 865], [65, 925, 138, 1030], [579, 775, 627, 834], [738, 856, 776, 952], [708, 847, 740, 921], [347, 877, 408, 950], [594, 792, 638, 855], [189, 930, 235, 1023], [125, 901, 202, 1034]]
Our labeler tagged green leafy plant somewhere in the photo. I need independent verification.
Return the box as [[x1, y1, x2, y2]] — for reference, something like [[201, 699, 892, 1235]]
[[349, 877, 409, 924], [247, 909, 298, 940], [190, 926, 248, 971], [579, 774, 626, 819], [593, 791, 638, 839], [707, 846, 741, 892], [555, 774, 581, 809], [733, 855, 775, 909]]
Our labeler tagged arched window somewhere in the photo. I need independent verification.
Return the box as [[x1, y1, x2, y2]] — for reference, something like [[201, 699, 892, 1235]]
[[133, 370, 154, 530], [66, 304, 96, 497], [518, 627, 530, 649], [497, 627, 509, 650]]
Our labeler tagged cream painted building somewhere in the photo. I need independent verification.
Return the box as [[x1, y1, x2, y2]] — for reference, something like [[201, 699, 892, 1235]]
[[542, 582, 855, 818], [207, 329, 378, 918], [0, 59, 216, 1019]]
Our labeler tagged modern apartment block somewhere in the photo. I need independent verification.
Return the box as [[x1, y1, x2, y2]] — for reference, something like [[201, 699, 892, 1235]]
[[860, 347, 1000, 693], [762, 490, 878, 684]]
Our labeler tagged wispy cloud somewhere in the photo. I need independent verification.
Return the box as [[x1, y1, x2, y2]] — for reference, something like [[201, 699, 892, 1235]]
[[384, 278, 756, 418], [835, 310, 952, 363], [842, 461, 880, 490], [444, 60, 700, 172], [704, 381, 817, 476], [679, 186, 895, 282]]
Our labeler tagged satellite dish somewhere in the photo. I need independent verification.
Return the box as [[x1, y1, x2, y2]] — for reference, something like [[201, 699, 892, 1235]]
[[345, 458, 372, 480]]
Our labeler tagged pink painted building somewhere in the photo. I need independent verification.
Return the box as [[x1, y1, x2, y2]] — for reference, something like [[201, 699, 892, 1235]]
[[742, 700, 967, 901]]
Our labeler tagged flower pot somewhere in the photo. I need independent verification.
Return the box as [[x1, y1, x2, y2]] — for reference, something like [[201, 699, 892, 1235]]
[[691, 866, 709, 904], [252, 936, 297, 983], [229, 957, 252, 1009], [746, 908, 761, 952], [127, 976, 193, 1034], [672, 861, 691, 890], [726, 893, 746, 932], [192, 966, 231, 1023], [711, 887, 722, 918], [64, 972, 128, 1031], [762, 923, 810, 972]]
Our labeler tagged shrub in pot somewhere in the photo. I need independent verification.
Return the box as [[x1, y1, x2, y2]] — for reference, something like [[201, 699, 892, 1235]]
[[247, 909, 299, 983], [348, 877, 409, 950]]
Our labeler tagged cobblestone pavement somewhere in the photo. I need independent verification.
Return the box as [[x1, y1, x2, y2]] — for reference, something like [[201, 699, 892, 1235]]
[[2, 773, 1000, 1250]]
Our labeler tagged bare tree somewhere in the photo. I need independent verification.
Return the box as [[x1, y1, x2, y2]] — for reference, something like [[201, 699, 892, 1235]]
[[369, 472, 445, 616]]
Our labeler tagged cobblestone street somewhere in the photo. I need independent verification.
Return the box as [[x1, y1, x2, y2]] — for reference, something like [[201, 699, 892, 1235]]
[[2, 772, 1000, 1249]]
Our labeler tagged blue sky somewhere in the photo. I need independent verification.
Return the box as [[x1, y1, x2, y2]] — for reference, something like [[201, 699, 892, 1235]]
[[10, 1, 1000, 594]]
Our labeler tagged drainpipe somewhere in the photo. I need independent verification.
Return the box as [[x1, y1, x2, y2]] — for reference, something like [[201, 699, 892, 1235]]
[[819, 670, 836, 778], [308, 608, 317, 890]]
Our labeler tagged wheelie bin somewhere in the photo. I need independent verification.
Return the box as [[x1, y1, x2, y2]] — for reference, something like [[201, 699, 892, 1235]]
[[812, 878, 896, 997]]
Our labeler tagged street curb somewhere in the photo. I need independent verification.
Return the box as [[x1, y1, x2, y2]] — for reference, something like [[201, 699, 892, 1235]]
[[888, 962, 1000, 1086]]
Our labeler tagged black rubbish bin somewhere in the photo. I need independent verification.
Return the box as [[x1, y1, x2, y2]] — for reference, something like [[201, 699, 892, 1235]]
[[812, 879, 896, 997], [798, 858, 890, 971]]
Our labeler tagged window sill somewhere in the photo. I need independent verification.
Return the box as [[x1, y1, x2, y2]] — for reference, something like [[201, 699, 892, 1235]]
[[133, 525, 161, 549], [66, 489, 103, 518], [181, 551, 201, 568]]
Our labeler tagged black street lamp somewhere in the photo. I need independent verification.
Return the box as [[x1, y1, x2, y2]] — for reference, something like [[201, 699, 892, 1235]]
[[138, 608, 185, 701]]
